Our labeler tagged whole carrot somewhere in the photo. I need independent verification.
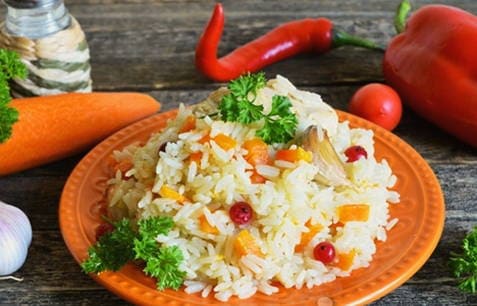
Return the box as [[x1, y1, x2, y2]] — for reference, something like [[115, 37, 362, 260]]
[[0, 92, 160, 176]]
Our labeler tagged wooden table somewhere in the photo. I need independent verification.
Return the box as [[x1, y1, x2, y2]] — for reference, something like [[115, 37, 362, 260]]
[[1, 0, 477, 305]]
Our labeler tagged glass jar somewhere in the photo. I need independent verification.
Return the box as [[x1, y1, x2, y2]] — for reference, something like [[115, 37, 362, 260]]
[[0, 0, 92, 97]]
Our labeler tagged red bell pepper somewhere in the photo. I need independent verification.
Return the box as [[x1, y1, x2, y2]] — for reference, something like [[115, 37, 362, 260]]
[[383, 3, 477, 147]]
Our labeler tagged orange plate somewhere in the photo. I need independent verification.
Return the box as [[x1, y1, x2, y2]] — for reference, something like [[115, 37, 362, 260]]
[[59, 110, 445, 306]]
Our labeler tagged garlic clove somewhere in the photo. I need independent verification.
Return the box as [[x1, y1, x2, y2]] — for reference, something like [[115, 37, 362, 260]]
[[0, 200, 32, 276]]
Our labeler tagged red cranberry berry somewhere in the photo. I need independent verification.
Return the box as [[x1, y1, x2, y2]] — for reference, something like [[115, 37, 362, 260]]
[[313, 241, 336, 264], [344, 145, 368, 162], [229, 202, 253, 225], [95, 222, 115, 241]]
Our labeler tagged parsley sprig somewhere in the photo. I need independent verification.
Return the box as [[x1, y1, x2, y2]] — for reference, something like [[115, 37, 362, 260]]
[[218, 72, 298, 144], [450, 227, 477, 293], [81, 219, 136, 273], [0, 49, 27, 143], [81, 216, 186, 290]]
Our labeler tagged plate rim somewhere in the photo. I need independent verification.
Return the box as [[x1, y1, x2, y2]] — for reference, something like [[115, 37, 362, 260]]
[[59, 109, 445, 306]]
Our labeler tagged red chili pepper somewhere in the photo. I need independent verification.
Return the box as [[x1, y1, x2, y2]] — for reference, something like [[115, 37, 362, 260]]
[[383, 1, 477, 147], [196, 3, 382, 82]]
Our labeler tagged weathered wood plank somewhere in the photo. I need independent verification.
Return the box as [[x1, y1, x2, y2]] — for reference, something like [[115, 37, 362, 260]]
[[61, 2, 477, 90], [64, 0, 477, 14], [0, 1, 473, 91]]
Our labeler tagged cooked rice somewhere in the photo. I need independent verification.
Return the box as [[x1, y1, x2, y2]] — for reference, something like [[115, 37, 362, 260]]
[[107, 75, 400, 301]]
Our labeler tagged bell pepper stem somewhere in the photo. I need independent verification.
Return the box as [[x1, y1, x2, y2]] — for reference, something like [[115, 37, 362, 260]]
[[395, 0, 411, 34], [332, 30, 385, 52]]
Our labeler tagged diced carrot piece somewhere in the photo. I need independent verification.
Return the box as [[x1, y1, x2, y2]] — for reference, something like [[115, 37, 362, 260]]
[[243, 138, 269, 166], [159, 185, 187, 204], [337, 204, 370, 222], [234, 230, 264, 258], [199, 214, 219, 234], [335, 250, 356, 271], [329, 221, 344, 236], [275, 147, 312, 163], [275, 149, 295, 162], [213, 133, 237, 150], [114, 158, 134, 174], [198, 133, 211, 144], [249, 170, 266, 184], [188, 151, 202, 164], [295, 220, 323, 252], [179, 115, 196, 133]]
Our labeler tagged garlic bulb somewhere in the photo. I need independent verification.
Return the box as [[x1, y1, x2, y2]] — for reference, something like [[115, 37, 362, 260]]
[[0, 201, 32, 276]]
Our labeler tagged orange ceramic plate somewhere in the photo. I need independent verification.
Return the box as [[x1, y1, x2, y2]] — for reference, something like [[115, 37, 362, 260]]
[[59, 110, 445, 306]]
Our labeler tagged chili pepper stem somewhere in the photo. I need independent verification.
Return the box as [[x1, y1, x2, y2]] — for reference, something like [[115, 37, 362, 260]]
[[332, 30, 385, 52], [395, 0, 412, 34]]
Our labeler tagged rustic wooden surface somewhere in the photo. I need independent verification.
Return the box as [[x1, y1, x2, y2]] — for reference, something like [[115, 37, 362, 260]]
[[1, 0, 477, 305]]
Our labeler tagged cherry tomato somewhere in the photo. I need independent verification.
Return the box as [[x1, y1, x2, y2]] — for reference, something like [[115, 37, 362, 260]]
[[313, 241, 335, 264], [348, 83, 402, 131], [344, 145, 368, 162], [229, 201, 253, 225]]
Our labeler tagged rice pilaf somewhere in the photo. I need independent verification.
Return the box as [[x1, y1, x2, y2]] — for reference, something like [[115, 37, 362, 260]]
[[107, 75, 400, 301]]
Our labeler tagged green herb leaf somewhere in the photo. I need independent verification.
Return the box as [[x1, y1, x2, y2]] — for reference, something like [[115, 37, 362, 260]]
[[0, 106, 18, 143], [218, 94, 238, 122], [218, 72, 298, 144], [134, 216, 174, 260], [143, 246, 186, 290], [258, 114, 298, 144], [228, 72, 266, 98], [134, 217, 185, 290], [0, 49, 27, 143], [138, 216, 174, 239], [218, 72, 266, 123], [236, 99, 263, 124], [268, 95, 294, 117], [256, 96, 298, 144], [0, 49, 27, 80], [81, 216, 185, 291], [81, 219, 136, 273], [450, 227, 477, 293]]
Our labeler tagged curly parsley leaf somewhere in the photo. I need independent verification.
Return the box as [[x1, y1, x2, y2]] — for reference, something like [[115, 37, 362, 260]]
[[268, 95, 293, 117], [218, 72, 265, 123], [256, 95, 298, 144], [134, 216, 175, 260], [0, 49, 27, 143], [228, 72, 266, 98], [138, 216, 174, 239], [236, 98, 263, 124], [144, 246, 186, 290], [81, 216, 185, 290], [450, 227, 477, 293], [218, 72, 297, 144], [219, 94, 238, 122], [81, 219, 136, 273]]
